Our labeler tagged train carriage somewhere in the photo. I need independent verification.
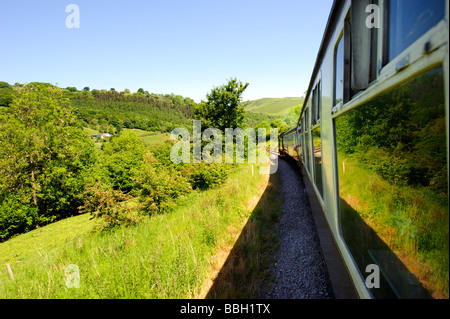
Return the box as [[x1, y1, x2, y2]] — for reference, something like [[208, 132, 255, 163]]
[[281, 0, 449, 299]]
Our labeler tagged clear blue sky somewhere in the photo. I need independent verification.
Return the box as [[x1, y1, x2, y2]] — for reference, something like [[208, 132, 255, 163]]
[[0, 0, 334, 102]]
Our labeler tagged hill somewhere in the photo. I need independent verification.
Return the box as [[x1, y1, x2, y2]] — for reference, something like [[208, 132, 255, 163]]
[[245, 97, 304, 116], [69, 90, 195, 134]]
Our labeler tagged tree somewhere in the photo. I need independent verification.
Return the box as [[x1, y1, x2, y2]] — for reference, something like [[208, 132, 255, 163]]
[[194, 78, 249, 131], [0, 81, 11, 89], [137, 88, 145, 94], [284, 103, 302, 126], [0, 82, 15, 107], [0, 83, 97, 234], [271, 118, 286, 129], [83, 86, 90, 91], [101, 130, 146, 193], [255, 121, 271, 138]]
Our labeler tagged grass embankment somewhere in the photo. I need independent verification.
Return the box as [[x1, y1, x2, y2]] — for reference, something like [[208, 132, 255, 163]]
[[0, 163, 281, 298], [338, 153, 449, 298]]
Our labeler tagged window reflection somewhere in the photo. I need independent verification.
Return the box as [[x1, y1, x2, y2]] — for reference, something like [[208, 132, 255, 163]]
[[335, 67, 448, 299], [334, 35, 344, 105], [388, 0, 445, 62], [313, 127, 323, 198], [297, 131, 302, 159], [305, 132, 311, 174]]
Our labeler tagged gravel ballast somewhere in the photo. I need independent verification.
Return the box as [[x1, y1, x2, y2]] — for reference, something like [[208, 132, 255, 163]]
[[266, 156, 334, 299]]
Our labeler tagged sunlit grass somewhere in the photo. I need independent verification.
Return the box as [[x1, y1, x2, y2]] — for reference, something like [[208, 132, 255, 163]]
[[0, 163, 270, 298]]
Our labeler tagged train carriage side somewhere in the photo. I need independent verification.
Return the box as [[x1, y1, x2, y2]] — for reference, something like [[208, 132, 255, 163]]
[[292, 0, 449, 299], [281, 127, 300, 162]]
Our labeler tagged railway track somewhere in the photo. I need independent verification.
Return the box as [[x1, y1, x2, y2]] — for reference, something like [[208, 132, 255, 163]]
[[264, 155, 334, 299]]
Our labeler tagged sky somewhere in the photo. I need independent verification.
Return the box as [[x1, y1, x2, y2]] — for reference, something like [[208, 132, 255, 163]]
[[0, 0, 334, 102]]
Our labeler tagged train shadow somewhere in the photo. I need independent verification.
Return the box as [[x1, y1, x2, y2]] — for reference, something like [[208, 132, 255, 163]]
[[205, 167, 281, 299], [277, 154, 432, 299], [204, 153, 432, 299], [339, 198, 432, 299]]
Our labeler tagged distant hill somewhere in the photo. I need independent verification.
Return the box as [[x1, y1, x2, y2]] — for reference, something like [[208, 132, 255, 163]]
[[245, 97, 304, 116]]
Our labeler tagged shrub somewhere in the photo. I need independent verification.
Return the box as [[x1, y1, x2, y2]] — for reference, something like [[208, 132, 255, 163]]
[[189, 163, 230, 191], [135, 153, 192, 214], [101, 130, 146, 193], [0, 194, 36, 241], [79, 182, 142, 230]]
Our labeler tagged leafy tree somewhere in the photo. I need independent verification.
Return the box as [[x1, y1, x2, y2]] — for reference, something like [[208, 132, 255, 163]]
[[255, 120, 271, 138], [0, 82, 16, 107], [194, 78, 249, 131], [137, 88, 145, 94], [284, 103, 302, 126], [83, 86, 90, 91], [0, 81, 11, 89], [101, 130, 146, 193], [271, 118, 285, 129], [0, 83, 97, 235], [66, 86, 77, 92]]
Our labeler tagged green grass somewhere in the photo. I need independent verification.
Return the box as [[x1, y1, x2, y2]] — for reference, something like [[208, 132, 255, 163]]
[[0, 214, 97, 267], [83, 128, 172, 152], [0, 163, 273, 298], [245, 97, 304, 115], [140, 133, 171, 147], [82, 127, 100, 136], [122, 129, 171, 147]]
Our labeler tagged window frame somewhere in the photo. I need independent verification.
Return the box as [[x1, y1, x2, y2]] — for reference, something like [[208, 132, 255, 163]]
[[379, 0, 448, 76], [333, 31, 345, 109]]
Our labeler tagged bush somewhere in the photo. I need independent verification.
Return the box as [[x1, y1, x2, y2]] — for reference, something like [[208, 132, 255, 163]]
[[135, 153, 192, 214], [0, 194, 36, 241], [79, 182, 142, 230], [101, 130, 146, 192], [189, 163, 230, 191]]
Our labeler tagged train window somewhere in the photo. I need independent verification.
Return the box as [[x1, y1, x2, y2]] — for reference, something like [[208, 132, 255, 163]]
[[311, 87, 317, 126], [305, 105, 309, 131], [296, 125, 302, 158], [335, 67, 447, 298], [317, 82, 321, 122], [301, 116, 307, 166], [312, 127, 323, 199], [305, 131, 311, 174], [386, 0, 445, 63], [343, 17, 353, 102], [311, 81, 322, 126], [350, 0, 379, 88], [311, 80, 323, 197], [304, 107, 311, 173], [296, 130, 302, 159], [334, 35, 344, 106]]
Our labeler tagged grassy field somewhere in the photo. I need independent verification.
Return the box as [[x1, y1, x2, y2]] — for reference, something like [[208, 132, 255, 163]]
[[245, 97, 304, 115], [121, 128, 171, 147], [0, 162, 281, 298], [83, 127, 172, 151]]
